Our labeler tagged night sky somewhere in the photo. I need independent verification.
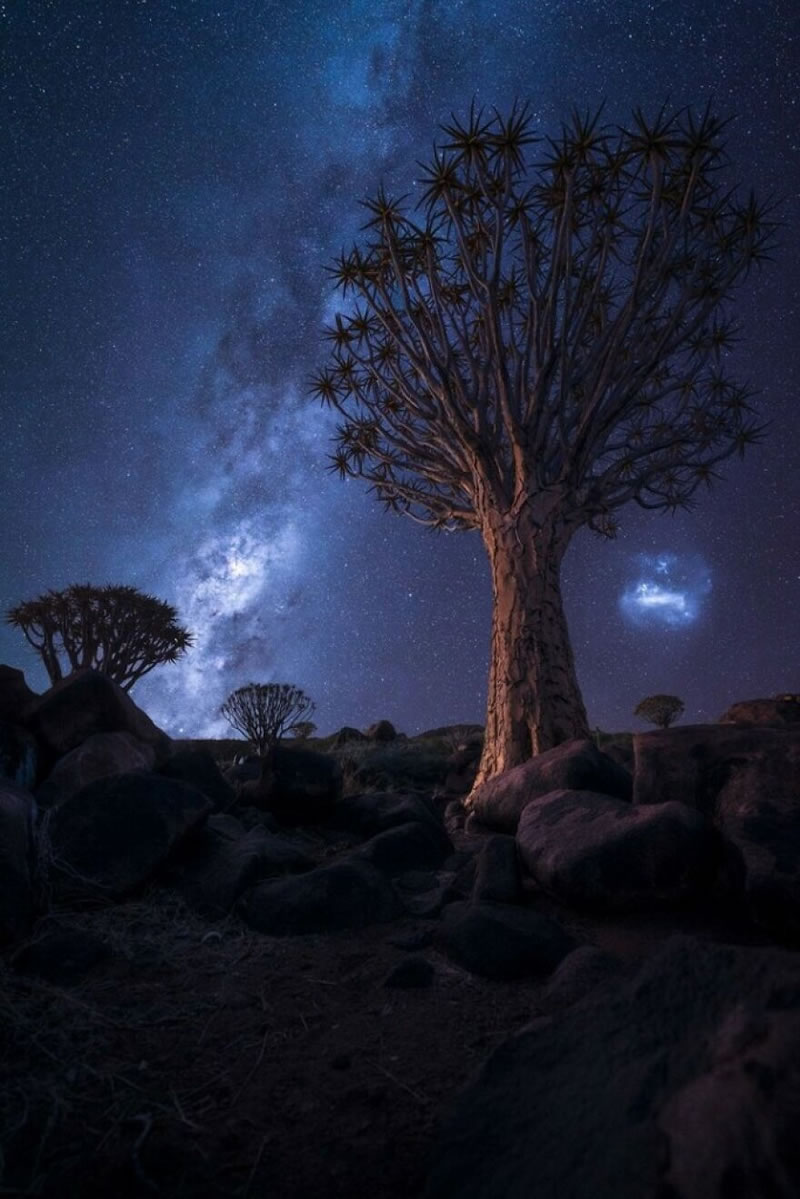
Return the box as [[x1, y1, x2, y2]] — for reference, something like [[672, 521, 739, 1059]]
[[2, 0, 798, 740]]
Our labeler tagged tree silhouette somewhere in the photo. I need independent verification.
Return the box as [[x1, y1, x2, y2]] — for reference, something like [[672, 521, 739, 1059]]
[[634, 694, 685, 728], [220, 683, 316, 755], [312, 102, 776, 788], [6, 583, 193, 691]]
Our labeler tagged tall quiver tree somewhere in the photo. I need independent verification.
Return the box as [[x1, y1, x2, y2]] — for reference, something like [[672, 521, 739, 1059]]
[[312, 103, 776, 789]]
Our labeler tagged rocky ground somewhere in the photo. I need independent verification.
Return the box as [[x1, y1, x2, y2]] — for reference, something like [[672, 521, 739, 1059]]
[[0, 820, 774, 1199]]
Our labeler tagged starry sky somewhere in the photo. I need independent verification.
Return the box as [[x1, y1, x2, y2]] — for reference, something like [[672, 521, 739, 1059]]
[[2, 0, 798, 740]]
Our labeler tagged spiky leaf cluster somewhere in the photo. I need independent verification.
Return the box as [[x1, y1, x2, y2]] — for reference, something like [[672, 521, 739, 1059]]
[[312, 103, 776, 530], [220, 682, 316, 755], [6, 583, 194, 691], [634, 693, 685, 728]]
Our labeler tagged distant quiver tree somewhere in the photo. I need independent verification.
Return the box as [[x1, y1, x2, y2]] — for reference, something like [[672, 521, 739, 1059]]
[[220, 683, 316, 755], [634, 694, 685, 729], [311, 101, 776, 790], [6, 583, 193, 691]]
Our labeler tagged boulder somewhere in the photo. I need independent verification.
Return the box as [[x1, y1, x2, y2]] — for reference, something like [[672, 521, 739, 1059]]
[[383, 956, 435, 989], [35, 731, 156, 809], [45, 770, 212, 905], [436, 900, 575, 980], [24, 671, 171, 765], [239, 858, 403, 935], [0, 779, 37, 944], [443, 740, 483, 795], [0, 665, 38, 722], [632, 723, 800, 810], [329, 791, 443, 839], [11, 922, 111, 985], [171, 824, 314, 917], [237, 745, 341, 823], [331, 725, 366, 747], [424, 937, 800, 1199], [541, 945, 627, 1013], [352, 820, 452, 877], [0, 720, 38, 789], [468, 738, 633, 833], [516, 789, 730, 910], [472, 835, 522, 905], [364, 719, 397, 742], [159, 747, 235, 811], [719, 695, 800, 727]]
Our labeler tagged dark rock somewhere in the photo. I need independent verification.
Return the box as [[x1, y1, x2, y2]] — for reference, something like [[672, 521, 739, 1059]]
[[12, 923, 111, 984], [468, 738, 632, 833], [0, 665, 38, 722], [170, 823, 314, 918], [207, 812, 246, 839], [330, 791, 444, 839], [45, 770, 212, 905], [159, 747, 235, 811], [424, 936, 800, 1199], [0, 720, 38, 789], [0, 779, 37, 945], [443, 799, 466, 834], [331, 725, 367, 747], [472, 835, 522, 905], [24, 670, 171, 765], [384, 956, 435, 988], [719, 695, 800, 727], [443, 740, 483, 795], [239, 858, 403, 935], [388, 928, 435, 951], [541, 945, 628, 1013], [365, 719, 397, 742], [517, 789, 729, 911], [436, 900, 575, 981], [237, 745, 341, 823], [35, 731, 156, 809], [352, 820, 452, 877], [632, 723, 800, 810]]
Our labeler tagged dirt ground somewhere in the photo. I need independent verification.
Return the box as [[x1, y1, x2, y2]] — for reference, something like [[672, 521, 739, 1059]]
[[0, 827, 774, 1199]]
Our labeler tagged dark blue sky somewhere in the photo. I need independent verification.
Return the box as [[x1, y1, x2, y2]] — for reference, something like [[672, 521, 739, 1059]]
[[2, 0, 798, 737]]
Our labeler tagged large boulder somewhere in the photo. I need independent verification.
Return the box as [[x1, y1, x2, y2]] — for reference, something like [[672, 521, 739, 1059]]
[[237, 745, 341, 823], [239, 858, 403, 934], [0, 665, 38, 722], [24, 671, 171, 765], [35, 731, 156, 809], [45, 770, 212, 904], [0, 779, 37, 944], [517, 789, 731, 910], [364, 719, 397, 742], [170, 824, 314, 917], [351, 820, 453, 877], [719, 695, 800, 727], [424, 937, 800, 1199], [472, 835, 522, 905], [159, 747, 235, 811], [436, 900, 575, 980], [329, 791, 444, 839], [632, 723, 800, 810], [0, 720, 38, 789], [468, 739, 632, 833], [331, 725, 366, 747]]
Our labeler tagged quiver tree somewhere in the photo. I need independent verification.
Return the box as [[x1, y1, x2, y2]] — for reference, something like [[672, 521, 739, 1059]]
[[6, 583, 193, 691], [220, 683, 316, 755], [634, 694, 685, 728], [311, 102, 776, 789]]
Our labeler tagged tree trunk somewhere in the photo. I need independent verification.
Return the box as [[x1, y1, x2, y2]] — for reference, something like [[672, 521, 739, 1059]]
[[471, 503, 590, 791]]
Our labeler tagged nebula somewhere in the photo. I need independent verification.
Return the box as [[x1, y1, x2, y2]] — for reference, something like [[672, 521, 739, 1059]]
[[619, 553, 712, 629]]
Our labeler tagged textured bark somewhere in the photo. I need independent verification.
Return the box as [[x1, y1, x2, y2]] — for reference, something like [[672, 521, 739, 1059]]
[[472, 503, 590, 790]]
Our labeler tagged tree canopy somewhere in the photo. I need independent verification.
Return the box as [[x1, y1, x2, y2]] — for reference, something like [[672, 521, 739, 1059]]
[[6, 583, 193, 691], [220, 683, 316, 755]]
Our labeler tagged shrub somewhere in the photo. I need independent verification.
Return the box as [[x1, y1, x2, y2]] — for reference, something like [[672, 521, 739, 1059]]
[[633, 694, 685, 729]]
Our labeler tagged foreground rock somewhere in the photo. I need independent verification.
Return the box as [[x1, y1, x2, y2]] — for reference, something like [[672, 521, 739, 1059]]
[[45, 771, 212, 904], [35, 731, 156, 808], [0, 780, 37, 944], [517, 789, 732, 910], [436, 900, 575, 980], [0, 720, 38, 789], [0, 665, 38, 722], [239, 858, 404, 934], [719, 694, 800, 726], [468, 739, 632, 833], [159, 746, 235, 811], [25, 670, 172, 766], [236, 745, 341, 823], [425, 936, 800, 1199]]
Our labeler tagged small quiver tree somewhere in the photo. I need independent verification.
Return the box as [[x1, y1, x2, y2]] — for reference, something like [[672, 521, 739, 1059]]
[[312, 101, 776, 790], [5, 583, 193, 691], [220, 683, 316, 756], [289, 720, 317, 740], [634, 694, 685, 729]]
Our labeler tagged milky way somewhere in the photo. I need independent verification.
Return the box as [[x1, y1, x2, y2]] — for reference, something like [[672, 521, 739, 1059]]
[[2, 1, 798, 737]]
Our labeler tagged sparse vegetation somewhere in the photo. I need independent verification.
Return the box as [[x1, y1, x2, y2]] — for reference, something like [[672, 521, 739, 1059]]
[[220, 683, 316, 755], [634, 694, 685, 729], [5, 583, 193, 691]]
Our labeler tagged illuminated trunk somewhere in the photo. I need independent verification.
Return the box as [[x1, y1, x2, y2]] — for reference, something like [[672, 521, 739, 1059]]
[[471, 502, 590, 791]]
